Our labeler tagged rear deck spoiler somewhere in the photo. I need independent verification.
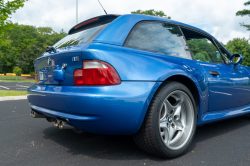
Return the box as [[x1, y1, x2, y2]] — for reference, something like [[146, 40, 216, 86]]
[[68, 14, 120, 35]]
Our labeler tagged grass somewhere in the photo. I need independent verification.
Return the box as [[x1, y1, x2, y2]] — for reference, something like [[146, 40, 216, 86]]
[[0, 90, 27, 97], [0, 76, 35, 82]]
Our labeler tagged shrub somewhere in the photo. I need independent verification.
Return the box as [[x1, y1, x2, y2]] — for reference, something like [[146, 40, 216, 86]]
[[13, 67, 22, 76], [30, 72, 35, 76]]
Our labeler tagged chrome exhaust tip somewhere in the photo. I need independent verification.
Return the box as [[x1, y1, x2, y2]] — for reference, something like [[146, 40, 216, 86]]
[[30, 110, 46, 118], [54, 119, 60, 127], [58, 121, 74, 129]]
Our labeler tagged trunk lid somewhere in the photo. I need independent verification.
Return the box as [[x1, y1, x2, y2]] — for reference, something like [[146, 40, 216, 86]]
[[35, 44, 88, 85]]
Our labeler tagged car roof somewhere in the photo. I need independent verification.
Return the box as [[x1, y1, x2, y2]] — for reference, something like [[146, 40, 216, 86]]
[[127, 14, 209, 34], [88, 14, 213, 46]]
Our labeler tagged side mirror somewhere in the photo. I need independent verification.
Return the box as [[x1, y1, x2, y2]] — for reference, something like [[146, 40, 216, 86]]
[[229, 54, 243, 66]]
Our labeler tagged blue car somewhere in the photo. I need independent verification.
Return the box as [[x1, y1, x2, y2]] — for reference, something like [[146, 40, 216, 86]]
[[28, 14, 250, 158]]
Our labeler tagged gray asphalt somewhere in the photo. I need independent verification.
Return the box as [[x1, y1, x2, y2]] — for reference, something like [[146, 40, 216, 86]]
[[0, 82, 34, 91], [1, 100, 250, 166]]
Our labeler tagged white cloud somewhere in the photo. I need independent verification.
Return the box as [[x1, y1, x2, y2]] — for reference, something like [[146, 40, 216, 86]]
[[9, 0, 250, 43]]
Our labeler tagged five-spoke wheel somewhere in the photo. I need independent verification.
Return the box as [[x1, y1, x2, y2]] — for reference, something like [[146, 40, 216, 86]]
[[133, 82, 197, 158], [159, 90, 194, 150]]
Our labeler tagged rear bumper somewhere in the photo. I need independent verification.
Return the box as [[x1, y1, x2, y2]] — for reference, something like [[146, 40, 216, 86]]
[[27, 81, 161, 135]]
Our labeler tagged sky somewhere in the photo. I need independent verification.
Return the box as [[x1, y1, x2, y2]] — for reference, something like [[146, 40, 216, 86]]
[[9, 0, 250, 44]]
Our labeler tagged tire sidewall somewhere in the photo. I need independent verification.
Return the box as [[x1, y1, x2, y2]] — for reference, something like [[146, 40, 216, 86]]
[[151, 82, 197, 157]]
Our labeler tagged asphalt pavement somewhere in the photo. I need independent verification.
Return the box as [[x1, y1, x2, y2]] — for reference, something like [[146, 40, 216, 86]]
[[1, 100, 250, 166], [0, 82, 34, 91]]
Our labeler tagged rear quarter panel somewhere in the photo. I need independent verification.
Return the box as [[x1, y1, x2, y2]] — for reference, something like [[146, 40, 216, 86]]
[[82, 43, 209, 115], [91, 14, 210, 115]]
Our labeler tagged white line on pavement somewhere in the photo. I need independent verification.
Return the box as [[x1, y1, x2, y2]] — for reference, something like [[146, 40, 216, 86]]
[[0, 85, 10, 89], [16, 84, 30, 88]]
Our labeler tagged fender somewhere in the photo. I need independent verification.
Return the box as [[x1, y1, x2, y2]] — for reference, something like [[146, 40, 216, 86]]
[[82, 43, 209, 119]]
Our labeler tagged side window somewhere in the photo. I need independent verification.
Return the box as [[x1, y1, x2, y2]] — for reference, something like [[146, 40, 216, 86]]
[[214, 40, 231, 64], [181, 28, 225, 64], [124, 21, 192, 59]]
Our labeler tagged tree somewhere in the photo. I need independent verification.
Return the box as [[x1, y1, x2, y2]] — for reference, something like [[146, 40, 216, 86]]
[[0, 1, 68, 74], [187, 39, 217, 61], [0, 24, 67, 74], [0, 0, 28, 46], [225, 38, 250, 66], [0, 24, 38, 73], [236, 1, 250, 30], [194, 53, 207, 62], [131, 9, 171, 19], [0, 0, 28, 73]]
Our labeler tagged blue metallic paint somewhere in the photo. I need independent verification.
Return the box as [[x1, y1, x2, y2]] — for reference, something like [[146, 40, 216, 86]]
[[199, 62, 250, 111], [197, 102, 250, 125], [28, 14, 250, 135], [28, 81, 161, 134], [53, 67, 65, 81], [78, 43, 209, 115]]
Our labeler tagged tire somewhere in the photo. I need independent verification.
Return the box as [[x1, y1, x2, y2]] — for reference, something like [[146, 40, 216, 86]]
[[133, 81, 197, 158]]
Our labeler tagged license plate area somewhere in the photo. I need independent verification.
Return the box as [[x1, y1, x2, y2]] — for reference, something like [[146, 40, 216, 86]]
[[38, 66, 59, 84], [39, 70, 47, 81]]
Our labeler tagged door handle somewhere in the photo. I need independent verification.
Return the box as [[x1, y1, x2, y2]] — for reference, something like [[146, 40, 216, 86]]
[[209, 70, 220, 76]]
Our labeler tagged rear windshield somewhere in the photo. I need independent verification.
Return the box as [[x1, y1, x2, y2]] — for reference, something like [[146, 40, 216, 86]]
[[53, 24, 108, 49]]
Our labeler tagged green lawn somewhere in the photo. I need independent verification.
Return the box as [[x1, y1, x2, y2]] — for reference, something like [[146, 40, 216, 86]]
[[0, 90, 27, 97], [0, 76, 35, 82]]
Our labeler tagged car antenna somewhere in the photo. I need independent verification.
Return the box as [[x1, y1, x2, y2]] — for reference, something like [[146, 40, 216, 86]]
[[98, 0, 107, 15]]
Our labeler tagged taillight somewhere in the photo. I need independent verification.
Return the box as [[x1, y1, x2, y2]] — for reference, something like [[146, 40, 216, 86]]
[[73, 60, 121, 86]]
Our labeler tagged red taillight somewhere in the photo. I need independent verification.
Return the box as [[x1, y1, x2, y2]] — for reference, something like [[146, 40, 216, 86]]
[[73, 60, 121, 86]]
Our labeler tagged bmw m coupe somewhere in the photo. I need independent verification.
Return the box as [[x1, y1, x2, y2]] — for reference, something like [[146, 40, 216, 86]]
[[28, 14, 250, 158]]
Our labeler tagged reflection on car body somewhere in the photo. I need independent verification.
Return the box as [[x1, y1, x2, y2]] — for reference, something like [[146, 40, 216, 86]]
[[28, 14, 250, 158]]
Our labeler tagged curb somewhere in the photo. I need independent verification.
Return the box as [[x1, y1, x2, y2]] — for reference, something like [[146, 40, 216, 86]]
[[0, 95, 27, 101]]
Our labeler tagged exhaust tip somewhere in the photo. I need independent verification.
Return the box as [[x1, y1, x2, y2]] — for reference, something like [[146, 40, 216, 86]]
[[58, 120, 74, 129], [59, 121, 63, 129], [30, 110, 46, 118], [54, 120, 60, 127], [30, 111, 35, 118]]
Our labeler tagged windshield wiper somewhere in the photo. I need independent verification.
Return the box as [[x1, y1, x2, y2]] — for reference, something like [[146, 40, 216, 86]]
[[46, 46, 56, 52]]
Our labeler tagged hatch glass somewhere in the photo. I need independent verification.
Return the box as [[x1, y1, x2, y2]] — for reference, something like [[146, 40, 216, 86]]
[[53, 24, 108, 49]]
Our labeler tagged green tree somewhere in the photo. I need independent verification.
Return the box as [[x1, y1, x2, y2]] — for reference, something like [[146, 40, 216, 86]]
[[236, 1, 250, 30], [0, 0, 28, 73], [131, 9, 171, 19], [187, 39, 217, 61], [0, 24, 67, 74], [0, 24, 37, 73], [225, 38, 250, 66], [194, 53, 206, 62], [0, 0, 28, 46]]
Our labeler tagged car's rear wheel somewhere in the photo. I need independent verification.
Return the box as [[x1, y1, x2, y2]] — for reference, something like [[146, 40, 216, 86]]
[[133, 81, 197, 158]]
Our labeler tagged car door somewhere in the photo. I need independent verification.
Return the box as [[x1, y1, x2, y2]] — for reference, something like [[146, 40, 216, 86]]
[[181, 27, 250, 112], [213, 40, 250, 109]]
